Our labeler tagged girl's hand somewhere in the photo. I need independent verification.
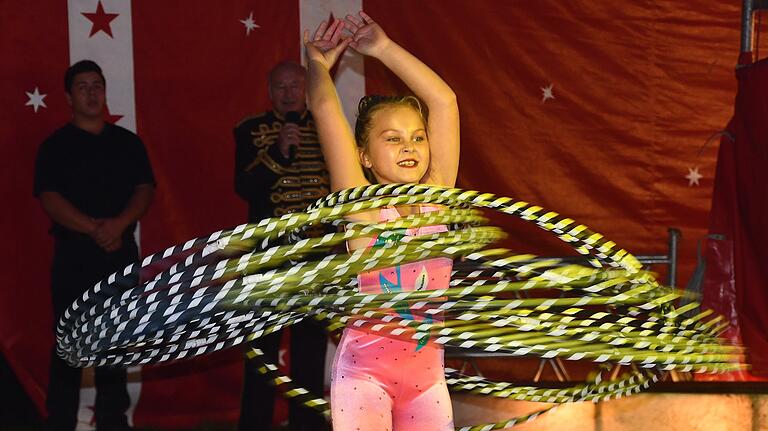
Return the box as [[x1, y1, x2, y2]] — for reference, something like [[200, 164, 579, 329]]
[[344, 11, 391, 57], [303, 19, 350, 69]]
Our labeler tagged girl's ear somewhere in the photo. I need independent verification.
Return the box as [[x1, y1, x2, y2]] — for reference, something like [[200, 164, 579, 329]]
[[359, 147, 373, 168]]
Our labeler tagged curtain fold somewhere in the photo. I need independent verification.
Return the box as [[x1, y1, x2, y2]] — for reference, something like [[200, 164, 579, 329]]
[[704, 57, 768, 377]]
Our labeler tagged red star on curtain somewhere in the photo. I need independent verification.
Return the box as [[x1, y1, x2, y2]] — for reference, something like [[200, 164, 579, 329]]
[[82, 1, 119, 38], [104, 104, 123, 124], [86, 405, 96, 426]]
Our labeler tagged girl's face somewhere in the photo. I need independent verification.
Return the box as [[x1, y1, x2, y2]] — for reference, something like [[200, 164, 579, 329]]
[[360, 105, 430, 184]]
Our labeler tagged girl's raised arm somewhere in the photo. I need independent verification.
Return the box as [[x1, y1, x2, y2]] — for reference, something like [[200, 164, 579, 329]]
[[305, 20, 370, 192], [345, 12, 460, 187]]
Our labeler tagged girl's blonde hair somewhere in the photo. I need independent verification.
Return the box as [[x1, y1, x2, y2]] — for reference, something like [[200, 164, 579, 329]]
[[354, 95, 426, 150]]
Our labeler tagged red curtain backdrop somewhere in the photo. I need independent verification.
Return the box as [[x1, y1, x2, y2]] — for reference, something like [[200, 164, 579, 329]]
[[1, 0, 761, 427], [364, 1, 742, 267], [704, 57, 768, 376], [0, 0, 72, 413]]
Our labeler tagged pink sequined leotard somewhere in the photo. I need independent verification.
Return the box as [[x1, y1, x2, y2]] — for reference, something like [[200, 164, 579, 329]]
[[330, 206, 454, 431]]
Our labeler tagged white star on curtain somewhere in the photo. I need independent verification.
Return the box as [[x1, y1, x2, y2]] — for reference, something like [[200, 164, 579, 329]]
[[541, 83, 555, 103], [25, 87, 47, 113], [240, 11, 260, 36], [685, 167, 703, 186]]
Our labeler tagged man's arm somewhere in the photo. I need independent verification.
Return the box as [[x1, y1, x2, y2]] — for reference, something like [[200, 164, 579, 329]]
[[34, 139, 101, 234], [234, 123, 287, 202], [118, 184, 155, 227], [38, 191, 100, 235], [234, 124, 260, 200]]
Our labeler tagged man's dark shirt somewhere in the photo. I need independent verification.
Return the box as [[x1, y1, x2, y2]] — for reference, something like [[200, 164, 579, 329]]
[[34, 122, 155, 243], [234, 110, 330, 222]]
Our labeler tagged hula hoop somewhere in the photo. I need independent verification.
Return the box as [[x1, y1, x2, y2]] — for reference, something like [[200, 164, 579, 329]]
[[56, 184, 744, 430]]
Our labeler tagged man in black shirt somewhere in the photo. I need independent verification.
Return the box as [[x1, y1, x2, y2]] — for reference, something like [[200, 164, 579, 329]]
[[34, 60, 155, 431], [233, 62, 329, 431]]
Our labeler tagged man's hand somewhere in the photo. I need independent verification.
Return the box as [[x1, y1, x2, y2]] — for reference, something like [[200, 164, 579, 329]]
[[91, 218, 126, 252], [277, 123, 301, 160]]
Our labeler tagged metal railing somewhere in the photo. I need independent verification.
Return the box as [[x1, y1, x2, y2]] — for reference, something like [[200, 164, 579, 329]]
[[741, 0, 768, 61]]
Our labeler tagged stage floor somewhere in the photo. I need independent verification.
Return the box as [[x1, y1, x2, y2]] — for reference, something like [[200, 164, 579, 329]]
[[452, 390, 768, 431], [4, 388, 767, 430]]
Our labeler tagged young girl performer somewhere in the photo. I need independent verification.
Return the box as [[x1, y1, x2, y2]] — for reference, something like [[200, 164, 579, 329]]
[[304, 11, 459, 431]]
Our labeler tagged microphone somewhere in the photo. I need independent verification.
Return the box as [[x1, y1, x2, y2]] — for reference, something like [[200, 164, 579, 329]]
[[285, 111, 301, 162]]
